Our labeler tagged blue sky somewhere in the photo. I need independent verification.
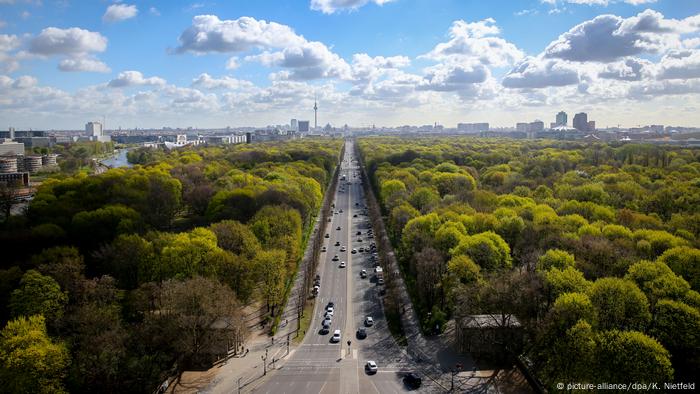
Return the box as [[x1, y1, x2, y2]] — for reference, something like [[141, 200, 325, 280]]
[[1, 0, 700, 129]]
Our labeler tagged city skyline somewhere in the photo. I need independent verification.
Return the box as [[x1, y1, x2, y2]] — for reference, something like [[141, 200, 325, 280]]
[[1, 0, 700, 129]]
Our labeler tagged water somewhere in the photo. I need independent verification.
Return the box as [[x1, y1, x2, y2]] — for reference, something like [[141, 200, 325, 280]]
[[101, 148, 133, 168]]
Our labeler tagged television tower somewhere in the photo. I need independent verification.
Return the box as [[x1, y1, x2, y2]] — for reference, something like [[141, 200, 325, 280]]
[[313, 94, 318, 130]]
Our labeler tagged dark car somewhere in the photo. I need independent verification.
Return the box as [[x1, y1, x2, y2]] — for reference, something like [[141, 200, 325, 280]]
[[404, 373, 422, 389], [356, 231, 362, 235], [320, 326, 330, 335], [325, 233, 330, 238], [356, 327, 367, 339], [327, 301, 335, 308], [353, 214, 358, 218]]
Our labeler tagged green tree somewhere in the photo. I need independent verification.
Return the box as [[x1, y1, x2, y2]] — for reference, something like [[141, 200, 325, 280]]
[[537, 249, 576, 272], [596, 330, 673, 383], [0, 315, 70, 394], [548, 292, 597, 331], [625, 260, 690, 304], [254, 249, 287, 316], [657, 246, 700, 291], [451, 231, 512, 270], [543, 267, 592, 302], [588, 278, 651, 331], [10, 270, 68, 324], [210, 220, 261, 259], [651, 299, 700, 372], [540, 320, 596, 388]]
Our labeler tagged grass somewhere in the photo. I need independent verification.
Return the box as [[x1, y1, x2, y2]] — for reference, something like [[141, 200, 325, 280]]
[[294, 300, 314, 344]]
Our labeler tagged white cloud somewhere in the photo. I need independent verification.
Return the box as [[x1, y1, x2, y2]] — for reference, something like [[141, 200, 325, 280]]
[[422, 19, 524, 67], [225, 56, 239, 70], [541, 0, 657, 6], [544, 10, 697, 62], [149, 7, 160, 16], [503, 57, 581, 88], [103, 4, 138, 23], [191, 73, 254, 89], [108, 71, 166, 88], [656, 49, 700, 80], [350, 53, 410, 82], [0, 34, 19, 53], [247, 41, 352, 80], [598, 57, 652, 81], [59, 57, 111, 73], [175, 15, 305, 54], [29, 27, 107, 56], [418, 62, 489, 91], [310, 0, 395, 14]]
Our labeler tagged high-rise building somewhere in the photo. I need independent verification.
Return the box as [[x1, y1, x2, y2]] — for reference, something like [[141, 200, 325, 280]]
[[86, 121, 103, 137], [516, 123, 529, 132], [298, 120, 310, 133], [290, 119, 298, 132], [556, 111, 568, 127], [587, 121, 596, 131], [529, 120, 544, 133], [8, 127, 15, 140], [573, 113, 588, 132], [457, 123, 489, 133]]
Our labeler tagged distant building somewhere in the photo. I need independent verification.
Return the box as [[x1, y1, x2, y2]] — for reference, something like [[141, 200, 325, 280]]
[[556, 111, 568, 127], [290, 119, 298, 132], [529, 120, 544, 133], [457, 123, 489, 133], [587, 121, 596, 131], [86, 121, 103, 137], [298, 120, 310, 133], [516, 123, 529, 132], [0, 140, 25, 156], [573, 113, 588, 132]]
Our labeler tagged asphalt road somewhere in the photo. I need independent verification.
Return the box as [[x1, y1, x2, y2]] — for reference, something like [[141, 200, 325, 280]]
[[253, 140, 431, 394]]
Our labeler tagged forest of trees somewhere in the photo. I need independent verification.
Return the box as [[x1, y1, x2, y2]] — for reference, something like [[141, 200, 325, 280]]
[[357, 137, 700, 388], [0, 139, 341, 393]]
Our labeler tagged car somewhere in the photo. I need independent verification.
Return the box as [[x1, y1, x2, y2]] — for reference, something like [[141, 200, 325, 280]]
[[328, 218, 332, 222], [320, 326, 330, 335], [364, 316, 374, 326], [356, 327, 367, 339], [403, 373, 422, 389], [322, 317, 332, 327], [335, 241, 341, 246], [331, 330, 341, 343], [377, 278, 385, 285], [327, 301, 335, 308], [351, 248, 357, 254], [339, 261, 346, 268], [316, 274, 321, 280], [339, 209, 343, 213], [356, 231, 362, 235], [332, 255, 339, 261], [337, 226, 342, 230], [359, 247, 364, 252], [325, 310, 334, 318], [340, 246, 346, 252], [325, 233, 330, 238], [326, 305, 334, 312], [353, 214, 358, 218], [365, 361, 378, 374], [360, 270, 367, 278], [355, 203, 359, 206], [357, 239, 362, 242], [321, 246, 327, 252]]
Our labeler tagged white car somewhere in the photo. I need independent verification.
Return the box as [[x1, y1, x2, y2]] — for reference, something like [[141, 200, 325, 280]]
[[365, 360, 378, 374], [325, 309, 334, 317], [365, 316, 374, 326], [351, 248, 357, 254], [340, 246, 347, 252], [339, 261, 346, 268], [326, 305, 334, 314], [331, 330, 341, 343]]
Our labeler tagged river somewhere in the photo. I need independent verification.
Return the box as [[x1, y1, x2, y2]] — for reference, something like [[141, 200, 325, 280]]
[[101, 148, 134, 168]]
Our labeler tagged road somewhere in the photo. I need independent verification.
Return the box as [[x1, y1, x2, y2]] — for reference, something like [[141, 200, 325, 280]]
[[253, 140, 432, 394]]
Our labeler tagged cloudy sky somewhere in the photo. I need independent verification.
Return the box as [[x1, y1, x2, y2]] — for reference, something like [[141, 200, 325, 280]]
[[1, 0, 699, 130]]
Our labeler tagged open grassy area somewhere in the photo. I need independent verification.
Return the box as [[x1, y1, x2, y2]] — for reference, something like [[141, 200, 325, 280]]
[[294, 300, 315, 344]]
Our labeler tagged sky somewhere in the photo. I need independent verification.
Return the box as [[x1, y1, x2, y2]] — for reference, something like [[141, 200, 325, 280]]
[[1, 0, 700, 130]]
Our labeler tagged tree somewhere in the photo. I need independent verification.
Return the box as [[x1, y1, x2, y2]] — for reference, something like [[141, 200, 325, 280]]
[[537, 249, 575, 272], [596, 330, 673, 383], [543, 266, 592, 302], [143, 172, 182, 229], [651, 299, 700, 377], [0, 182, 18, 222], [657, 246, 700, 291], [388, 203, 420, 241], [588, 278, 651, 331], [0, 315, 70, 394], [433, 172, 476, 197], [254, 249, 287, 316], [156, 277, 244, 368], [249, 205, 302, 269], [10, 270, 68, 324], [548, 292, 597, 332], [451, 231, 512, 270], [624, 260, 690, 305], [33, 246, 85, 298], [409, 187, 441, 213], [380, 179, 407, 209], [210, 220, 261, 259], [443, 255, 481, 304], [98, 234, 155, 290], [540, 320, 596, 388], [414, 247, 445, 313]]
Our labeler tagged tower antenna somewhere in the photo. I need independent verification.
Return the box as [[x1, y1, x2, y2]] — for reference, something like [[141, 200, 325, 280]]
[[313, 93, 318, 131]]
